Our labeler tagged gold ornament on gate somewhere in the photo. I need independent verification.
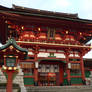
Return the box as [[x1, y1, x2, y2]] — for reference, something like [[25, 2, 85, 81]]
[[9, 45, 13, 50]]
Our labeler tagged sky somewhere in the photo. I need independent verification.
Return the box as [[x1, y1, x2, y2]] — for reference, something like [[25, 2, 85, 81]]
[[1, 0, 92, 19], [0, 0, 92, 58]]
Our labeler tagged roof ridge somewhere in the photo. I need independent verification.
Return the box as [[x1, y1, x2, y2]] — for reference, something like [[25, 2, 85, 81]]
[[12, 4, 78, 19]]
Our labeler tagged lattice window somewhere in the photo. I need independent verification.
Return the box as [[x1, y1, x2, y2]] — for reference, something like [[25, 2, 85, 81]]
[[54, 65, 59, 72], [71, 63, 80, 69], [20, 63, 34, 68], [48, 28, 55, 39], [38, 64, 59, 73], [70, 63, 81, 76], [45, 65, 50, 72], [23, 68, 34, 75]]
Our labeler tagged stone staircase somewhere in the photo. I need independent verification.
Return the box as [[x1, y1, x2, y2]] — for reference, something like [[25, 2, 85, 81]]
[[0, 87, 20, 92], [0, 86, 92, 92], [26, 86, 92, 92]]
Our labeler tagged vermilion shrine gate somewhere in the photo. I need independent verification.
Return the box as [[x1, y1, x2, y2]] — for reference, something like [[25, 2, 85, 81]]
[[0, 5, 92, 91]]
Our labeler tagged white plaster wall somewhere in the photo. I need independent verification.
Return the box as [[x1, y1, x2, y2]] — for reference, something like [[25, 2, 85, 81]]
[[47, 49, 56, 52], [37, 52, 50, 57], [39, 49, 46, 51], [75, 54, 80, 57], [54, 53, 66, 58], [28, 52, 34, 55], [69, 54, 80, 57], [37, 52, 66, 58], [69, 54, 74, 57]]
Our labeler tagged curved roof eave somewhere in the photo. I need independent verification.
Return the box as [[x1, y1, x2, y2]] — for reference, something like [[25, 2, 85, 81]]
[[0, 38, 28, 55]]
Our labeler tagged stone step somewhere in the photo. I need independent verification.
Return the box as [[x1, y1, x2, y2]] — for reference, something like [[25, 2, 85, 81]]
[[26, 86, 92, 92], [0, 86, 92, 92], [0, 89, 18, 92], [0, 87, 20, 92]]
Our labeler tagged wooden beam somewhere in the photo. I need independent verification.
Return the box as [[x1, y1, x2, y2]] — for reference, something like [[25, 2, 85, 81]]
[[16, 41, 91, 48]]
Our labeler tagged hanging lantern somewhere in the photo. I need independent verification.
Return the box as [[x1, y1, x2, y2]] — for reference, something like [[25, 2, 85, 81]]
[[38, 27, 41, 31], [21, 26, 24, 30], [14, 67, 17, 70], [8, 25, 11, 28], [2, 65, 7, 70], [66, 30, 68, 34], [80, 32, 82, 35], [8, 67, 12, 70]]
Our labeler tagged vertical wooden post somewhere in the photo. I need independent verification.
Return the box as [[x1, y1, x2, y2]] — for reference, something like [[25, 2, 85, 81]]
[[65, 51, 71, 85], [34, 53, 38, 86], [80, 54, 86, 84], [33, 46, 39, 86], [0, 18, 7, 44], [34, 67, 38, 86], [59, 64, 64, 86], [6, 71, 13, 92]]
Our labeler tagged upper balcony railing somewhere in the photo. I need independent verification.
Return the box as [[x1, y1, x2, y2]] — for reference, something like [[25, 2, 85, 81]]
[[17, 33, 81, 45]]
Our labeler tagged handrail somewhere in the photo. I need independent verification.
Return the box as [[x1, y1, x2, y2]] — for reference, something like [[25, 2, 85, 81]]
[[16, 40, 91, 49]]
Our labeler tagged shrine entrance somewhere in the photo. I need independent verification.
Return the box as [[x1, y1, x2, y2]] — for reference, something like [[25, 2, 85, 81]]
[[38, 60, 66, 86]]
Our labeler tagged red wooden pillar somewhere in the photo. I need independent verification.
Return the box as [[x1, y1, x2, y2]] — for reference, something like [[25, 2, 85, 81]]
[[34, 54, 38, 86], [80, 55, 86, 84], [33, 46, 39, 86], [34, 66, 38, 86], [65, 52, 71, 85], [6, 71, 13, 92], [0, 18, 7, 44], [59, 64, 64, 85]]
